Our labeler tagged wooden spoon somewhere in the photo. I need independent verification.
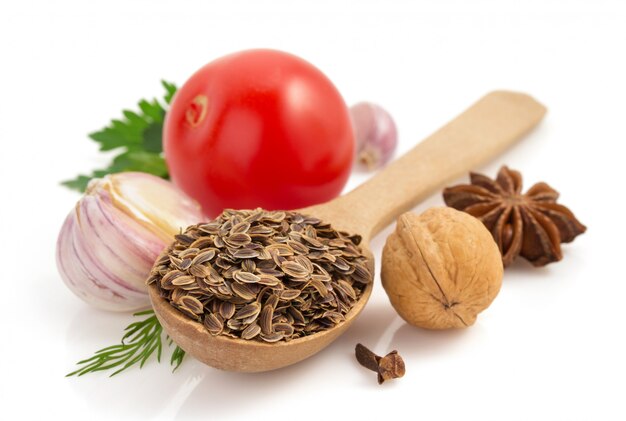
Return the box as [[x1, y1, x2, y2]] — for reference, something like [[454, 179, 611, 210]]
[[149, 90, 546, 372]]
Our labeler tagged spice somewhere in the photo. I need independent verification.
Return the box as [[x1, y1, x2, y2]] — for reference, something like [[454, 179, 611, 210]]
[[443, 166, 586, 267], [382, 208, 503, 329], [355, 343, 405, 384], [148, 209, 371, 342], [56, 172, 204, 311]]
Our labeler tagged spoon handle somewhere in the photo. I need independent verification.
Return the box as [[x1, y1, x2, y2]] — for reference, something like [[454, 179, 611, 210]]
[[307, 90, 546, 242]]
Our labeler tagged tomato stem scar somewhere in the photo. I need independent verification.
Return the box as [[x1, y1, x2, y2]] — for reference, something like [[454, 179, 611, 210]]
[[185, 95, 209, 127]]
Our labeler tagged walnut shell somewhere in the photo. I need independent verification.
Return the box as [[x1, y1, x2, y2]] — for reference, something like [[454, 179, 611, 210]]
[[382, 207, 503, 329]]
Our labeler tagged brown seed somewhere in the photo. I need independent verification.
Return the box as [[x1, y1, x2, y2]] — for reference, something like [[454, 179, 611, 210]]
[[189, 264, 211, 278], [266, 243, 294, 256], [260, 332, 285, 343], [171, 276, 196, 286], [288, 306, 306, 325], [234, 271, 261, 284], [219, 301, 236, 320], [309, 279, 329, 297], [160, 270, 184, 289], [215, 256, 232, 270], [178, 248, 200, 259], [241, 259, 256, 273], [171, 288, 185, 303], [341, 244, 362, 258], [214, 236, 225, 248], [257, 275, 281, 286], [231, 282, 257, 301], [179, 258, 192, 270], [222, 266, 239, 279], [180, 282, 200, 291], [294, 255, 314, 273], [242, 311, 260, 325], [155, 254, 171, 266], [259, 305, 274, 334], [177, 305, 200, 321], [233, 248, 260, 259], [180, 296, 204, 314], [301, 235, 324, 248], [265, 211, 286, 222], [270, 250, 285, 267], [336, 279, 357, 300], [146, 274, 160, 285], [191, 249, 217, 265], [233, 302, 261, 320], [241, 322, 261, 340], [311, 273, 331, 283], [265, 294, 280, 309], [189, 237, 213, 249], [329, 239, 346, 248], [280, 289, 301, 300], [174, 234, 195, 245], [322, 310, 344, 323], [287, 240, 309, 254], [226, 233, 252, 247], [256, 248, 272, 260], [273, 323, 295, 336], [227, 318, 244, 331], [230, 221, 251, 235], [281, 261, 310, 278], [257, 268, 284, 277], [248, 225, 274, 235], [198, 223, 220, 235], [332, 257, 350, 271], [217, 283, 233, 297], [207, 268, 225, 286], [352, 263, 372, 284]]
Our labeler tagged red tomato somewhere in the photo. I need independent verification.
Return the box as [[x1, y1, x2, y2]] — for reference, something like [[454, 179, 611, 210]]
[[164, 49, 354, 217]]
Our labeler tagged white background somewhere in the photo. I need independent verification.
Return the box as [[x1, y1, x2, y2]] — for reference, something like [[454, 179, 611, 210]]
[[1, 1, 624, 420]]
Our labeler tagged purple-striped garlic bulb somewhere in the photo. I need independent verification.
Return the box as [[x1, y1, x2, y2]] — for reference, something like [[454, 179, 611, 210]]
[[56, 172, 204, 311]]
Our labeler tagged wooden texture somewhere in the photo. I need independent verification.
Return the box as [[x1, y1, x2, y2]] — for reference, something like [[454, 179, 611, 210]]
[[150, 90, 546, 372], [303, 90, 547, 243]]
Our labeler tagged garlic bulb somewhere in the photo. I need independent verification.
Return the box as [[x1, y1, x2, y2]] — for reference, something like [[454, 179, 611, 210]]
[[56, 172, 204, 312], [350, 102, 398, 171]]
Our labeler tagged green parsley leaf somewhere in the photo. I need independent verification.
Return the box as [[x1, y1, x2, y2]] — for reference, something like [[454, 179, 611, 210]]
[[62, 80, 177, 192]]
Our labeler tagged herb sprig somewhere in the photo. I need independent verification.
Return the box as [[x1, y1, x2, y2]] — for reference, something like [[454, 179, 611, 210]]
[[67, 309, 185, 377], [62, 81, 177, 192]]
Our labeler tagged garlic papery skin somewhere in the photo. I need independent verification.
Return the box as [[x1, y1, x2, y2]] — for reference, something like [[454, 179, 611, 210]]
[[56, 172, 204, 312]]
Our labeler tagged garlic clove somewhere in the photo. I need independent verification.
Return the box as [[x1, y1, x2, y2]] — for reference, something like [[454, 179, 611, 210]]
[[57, 172, 204, 312], [106, 172, 203, 243], [57, 210, 149, 311]]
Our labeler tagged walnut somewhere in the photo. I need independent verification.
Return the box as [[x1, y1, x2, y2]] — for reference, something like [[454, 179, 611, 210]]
[[381, 207, 503, 329]]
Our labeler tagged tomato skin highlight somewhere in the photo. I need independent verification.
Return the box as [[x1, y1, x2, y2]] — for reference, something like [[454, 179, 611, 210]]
[[164, 49, 355, 217]]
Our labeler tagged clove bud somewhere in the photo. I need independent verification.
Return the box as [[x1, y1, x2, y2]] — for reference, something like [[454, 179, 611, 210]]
[[355, 343, 405, 384]]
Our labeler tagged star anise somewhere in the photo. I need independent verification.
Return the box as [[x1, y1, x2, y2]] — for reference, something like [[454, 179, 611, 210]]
[[443, 166, 586, 267]]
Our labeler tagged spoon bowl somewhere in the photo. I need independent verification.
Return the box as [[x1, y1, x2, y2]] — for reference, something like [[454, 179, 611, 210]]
[[150, 91, 546, 372], [149, 252, 373, 372]]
